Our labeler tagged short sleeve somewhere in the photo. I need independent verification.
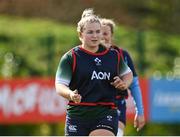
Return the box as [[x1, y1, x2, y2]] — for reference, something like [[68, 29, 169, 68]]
[[55, 51, 73, 86]]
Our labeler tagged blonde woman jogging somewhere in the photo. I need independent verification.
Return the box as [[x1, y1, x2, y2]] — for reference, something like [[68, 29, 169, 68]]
[[55, 9, 133, 136]]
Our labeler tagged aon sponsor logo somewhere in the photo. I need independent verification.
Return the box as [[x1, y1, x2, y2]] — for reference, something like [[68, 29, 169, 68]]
[[91, 71, 110, 80]]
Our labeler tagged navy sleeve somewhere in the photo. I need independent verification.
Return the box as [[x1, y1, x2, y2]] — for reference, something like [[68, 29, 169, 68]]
[[122, 50, 137, 77]]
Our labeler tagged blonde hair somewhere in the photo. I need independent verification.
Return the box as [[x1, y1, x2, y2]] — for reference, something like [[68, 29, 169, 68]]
[[81, 8, 94, 18], [77, 8, 101, 33], [100, 18, 116, 34]]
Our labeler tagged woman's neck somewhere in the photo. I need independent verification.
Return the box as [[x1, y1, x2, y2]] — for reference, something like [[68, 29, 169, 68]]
[[81, 44, 99, 53]]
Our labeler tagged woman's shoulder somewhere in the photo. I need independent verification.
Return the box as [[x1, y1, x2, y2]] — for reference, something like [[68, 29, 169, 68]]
[[61, 46, 79, 61], [64, 46, 79, 55], [112, 45, 130, 55]]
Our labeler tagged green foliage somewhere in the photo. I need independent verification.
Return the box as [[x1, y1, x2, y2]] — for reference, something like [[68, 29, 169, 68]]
[[0, 15, 180, 78], [0, 15, 79, 77], [114, 26, 180, 77], [0, 1, 180, 135]]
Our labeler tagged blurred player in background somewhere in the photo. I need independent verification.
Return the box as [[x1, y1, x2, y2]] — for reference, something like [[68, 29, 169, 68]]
[[100, 18, 145, 136]]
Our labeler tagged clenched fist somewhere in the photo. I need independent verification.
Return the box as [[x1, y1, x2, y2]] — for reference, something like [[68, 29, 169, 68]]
[[69, 90, 82, 103]]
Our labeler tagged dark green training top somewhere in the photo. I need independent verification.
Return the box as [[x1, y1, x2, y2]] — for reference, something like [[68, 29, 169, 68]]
[[55, 45, 131, 119]]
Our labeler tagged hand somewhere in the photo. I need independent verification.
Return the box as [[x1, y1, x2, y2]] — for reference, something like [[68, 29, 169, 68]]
[[110, 76, 128, 90], [134, 114, 145, 132], [69, 90, 82, 103]]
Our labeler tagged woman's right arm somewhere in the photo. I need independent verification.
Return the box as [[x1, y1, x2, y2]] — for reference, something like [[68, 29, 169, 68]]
[[56, 83, 81, 103], [55, 52, 81, 103]]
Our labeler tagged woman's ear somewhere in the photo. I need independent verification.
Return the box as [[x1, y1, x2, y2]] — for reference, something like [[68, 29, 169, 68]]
[[78, 32, 83, 41]]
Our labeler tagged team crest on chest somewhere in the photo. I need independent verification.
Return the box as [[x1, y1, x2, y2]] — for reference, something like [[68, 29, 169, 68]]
[[94, 57, 101, 66]]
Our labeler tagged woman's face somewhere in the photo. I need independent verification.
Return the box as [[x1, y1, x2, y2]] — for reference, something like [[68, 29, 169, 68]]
[[80, 22, 102, 49], [101, 25, 112, 48]]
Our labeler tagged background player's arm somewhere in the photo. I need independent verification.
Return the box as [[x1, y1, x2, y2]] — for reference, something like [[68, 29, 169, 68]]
[[130, 77, 145, 131], [123, 50, 145, 131], [123, 50, 144, 115]]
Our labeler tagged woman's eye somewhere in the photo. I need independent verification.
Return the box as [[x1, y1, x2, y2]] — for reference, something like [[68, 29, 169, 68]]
[[87, 31, 93, 34], [96, 30, 101, 33]]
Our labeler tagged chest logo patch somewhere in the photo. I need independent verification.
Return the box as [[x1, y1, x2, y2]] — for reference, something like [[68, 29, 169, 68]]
[[91, 70, 110, 80], [94, 57, 101, 66]]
